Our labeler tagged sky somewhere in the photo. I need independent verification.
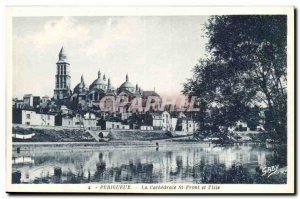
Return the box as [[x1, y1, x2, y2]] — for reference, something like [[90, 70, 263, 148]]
[[12, 16, 210, 99]]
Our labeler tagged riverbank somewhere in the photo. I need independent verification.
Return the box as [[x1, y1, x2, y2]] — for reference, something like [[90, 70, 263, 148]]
[[12, 124, 271, 144], [12, 125, 193, 142], [12, 125, 95, 142], [12, 140, 213, 152]]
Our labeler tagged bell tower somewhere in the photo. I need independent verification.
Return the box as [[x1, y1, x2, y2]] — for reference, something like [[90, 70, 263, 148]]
[[54, 46, 71, 100]]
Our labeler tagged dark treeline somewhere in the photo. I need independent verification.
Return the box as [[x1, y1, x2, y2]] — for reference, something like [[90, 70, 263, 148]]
[[183, 15, 287, 143]]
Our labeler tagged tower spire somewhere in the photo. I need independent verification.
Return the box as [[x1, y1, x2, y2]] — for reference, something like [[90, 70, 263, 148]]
[[98, 69, 101, 78], [103, 74, 106, 81], [81, 74, 84, 83], [58, 46, 67, 61], [126, 74, 129, 82]]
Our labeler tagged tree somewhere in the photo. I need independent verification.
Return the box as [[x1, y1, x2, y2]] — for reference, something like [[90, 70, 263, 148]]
[[183, 15, 287, 142]]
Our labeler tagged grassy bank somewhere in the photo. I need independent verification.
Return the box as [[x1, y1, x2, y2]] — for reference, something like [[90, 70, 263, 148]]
[[107, 130, 172, 141], [12, 126, 175, 142], [12, 126, 95, 142]]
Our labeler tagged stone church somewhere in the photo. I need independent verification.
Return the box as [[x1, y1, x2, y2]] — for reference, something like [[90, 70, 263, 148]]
[[53, 47, 159, 111]]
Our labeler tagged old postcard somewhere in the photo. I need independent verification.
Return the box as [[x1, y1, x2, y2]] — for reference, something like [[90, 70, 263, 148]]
[[6, 6, 295, 194]]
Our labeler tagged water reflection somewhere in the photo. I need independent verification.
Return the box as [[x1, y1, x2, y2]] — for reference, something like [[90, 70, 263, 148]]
[[12, 144, 286, 184]]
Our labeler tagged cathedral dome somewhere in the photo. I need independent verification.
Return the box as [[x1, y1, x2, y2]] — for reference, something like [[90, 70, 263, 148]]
[[89, 70, 108, 90], [120, 81, 134, 89], [91, 78, 106, 86], [119, 74, 135, 92]]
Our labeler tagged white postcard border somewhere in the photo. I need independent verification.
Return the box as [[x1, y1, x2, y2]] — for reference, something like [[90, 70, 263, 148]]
[[5, 6, 295, 194]]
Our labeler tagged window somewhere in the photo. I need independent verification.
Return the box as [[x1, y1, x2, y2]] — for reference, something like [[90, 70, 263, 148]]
[[112, 124, 115, 129], [48, 115, 50, 120], [116, 125, 119, 129], [26, 114, 30, 119], [26, 122, 30, 125]]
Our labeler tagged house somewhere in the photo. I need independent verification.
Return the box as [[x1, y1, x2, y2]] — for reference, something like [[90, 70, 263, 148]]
[[13, 98, 24, 109], [105, 120, 130, 130], [152, 113, 163, 130], [181, 118, 199, 134], [23, 94, 40, 108], [150, 111, 169, 131], [161, 111, 170, 131], [62, 115, 74, 127], [61, 114, 82, 127], [60, 112, 97, 128], [140, 126, 153, 131], [151, 111, 179, 131], [173, 112, 199, 135], [22, 110, 56, 126], [83, 112, 97, 128]]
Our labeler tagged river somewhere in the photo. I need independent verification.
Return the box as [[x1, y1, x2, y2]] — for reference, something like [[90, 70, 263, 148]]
[[11, 142, 287, 184]]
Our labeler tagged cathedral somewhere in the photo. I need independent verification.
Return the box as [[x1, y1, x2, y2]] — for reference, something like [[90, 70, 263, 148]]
[[53, 47, 160, 111]]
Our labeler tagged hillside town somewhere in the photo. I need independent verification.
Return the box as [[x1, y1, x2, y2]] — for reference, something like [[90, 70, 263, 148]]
[[12, 47, 267, 141], [12, 47, 202, 136]]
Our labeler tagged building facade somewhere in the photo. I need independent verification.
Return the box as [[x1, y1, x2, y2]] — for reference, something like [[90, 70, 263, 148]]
[[23, 94, 40, 108], [22, 110, 55, 126], [105, 121, 130, 130]]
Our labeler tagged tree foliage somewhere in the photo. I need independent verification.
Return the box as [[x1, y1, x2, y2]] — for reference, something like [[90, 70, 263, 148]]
[[183, 15, 287, 142]]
